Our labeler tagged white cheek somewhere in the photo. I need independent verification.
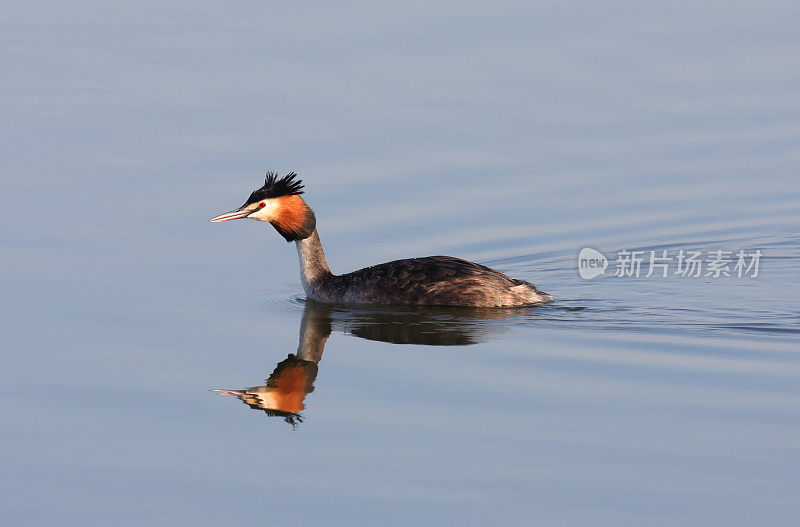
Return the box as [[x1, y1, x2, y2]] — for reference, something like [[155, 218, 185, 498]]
[[248, 200, 278, 221]]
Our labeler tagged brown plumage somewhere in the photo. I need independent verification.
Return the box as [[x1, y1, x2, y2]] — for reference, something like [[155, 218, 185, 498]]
[[269, 194, 317, 242]]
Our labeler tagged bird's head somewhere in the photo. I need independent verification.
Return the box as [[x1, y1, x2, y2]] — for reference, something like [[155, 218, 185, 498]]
[[210, 172, 316, 242]]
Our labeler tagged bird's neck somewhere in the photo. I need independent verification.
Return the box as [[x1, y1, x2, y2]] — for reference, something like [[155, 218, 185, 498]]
[[295, 229, 333, 298]]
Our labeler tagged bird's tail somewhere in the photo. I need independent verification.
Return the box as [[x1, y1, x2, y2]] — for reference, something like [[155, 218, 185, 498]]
[[510, 283, 553, 304]]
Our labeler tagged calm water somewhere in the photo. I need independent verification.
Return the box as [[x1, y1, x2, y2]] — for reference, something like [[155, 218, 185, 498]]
[[3, 2, 800, 525]]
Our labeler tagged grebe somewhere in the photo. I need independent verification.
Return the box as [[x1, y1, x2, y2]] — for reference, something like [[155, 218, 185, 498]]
[[210, 172, 552, 307]]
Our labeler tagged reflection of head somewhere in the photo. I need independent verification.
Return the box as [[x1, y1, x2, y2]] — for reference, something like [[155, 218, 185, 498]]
[[212, 354, 318, 427]]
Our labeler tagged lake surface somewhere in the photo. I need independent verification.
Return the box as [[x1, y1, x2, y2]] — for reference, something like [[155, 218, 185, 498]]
[[2, 2, 800, 525]]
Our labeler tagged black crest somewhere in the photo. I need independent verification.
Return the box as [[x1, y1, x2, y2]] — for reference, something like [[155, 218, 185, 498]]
[[243, 171, 305, 206]]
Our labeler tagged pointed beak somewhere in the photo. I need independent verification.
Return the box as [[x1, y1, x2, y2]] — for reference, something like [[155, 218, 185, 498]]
[[210, 389, 248, 396], [209, 206, 254, 223]]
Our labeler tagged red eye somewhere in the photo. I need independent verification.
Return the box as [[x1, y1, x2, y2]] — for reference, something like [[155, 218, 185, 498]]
[[258, 202, 266, 209]]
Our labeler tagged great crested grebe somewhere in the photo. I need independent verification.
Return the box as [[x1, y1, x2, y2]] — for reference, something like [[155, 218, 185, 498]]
[[210, 172, 552, 307]]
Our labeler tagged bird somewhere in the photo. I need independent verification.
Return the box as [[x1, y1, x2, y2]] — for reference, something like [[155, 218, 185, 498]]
[[210, 172, 553, 307]]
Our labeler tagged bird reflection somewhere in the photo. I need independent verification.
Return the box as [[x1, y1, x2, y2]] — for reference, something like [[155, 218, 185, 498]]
[[213, 300, 539, 427]]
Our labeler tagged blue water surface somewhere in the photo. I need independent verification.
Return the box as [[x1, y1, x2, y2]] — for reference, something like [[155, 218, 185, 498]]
[[2, 2, 799, 525]]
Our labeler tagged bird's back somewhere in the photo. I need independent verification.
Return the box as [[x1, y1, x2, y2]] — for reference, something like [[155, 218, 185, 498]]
[[319, 256, 551, 307]]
